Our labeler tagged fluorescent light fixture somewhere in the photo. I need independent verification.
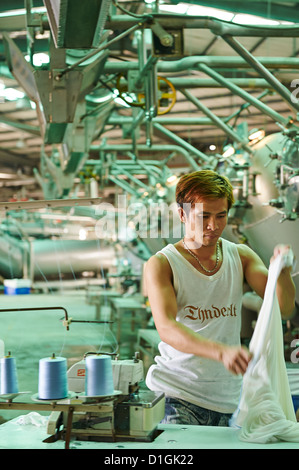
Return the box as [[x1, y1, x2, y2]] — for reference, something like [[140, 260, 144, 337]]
[[187, 5, 234, 21], [249, 128, 265, 144], [79, 228, 87, 240], [112, 89, 134, 108], [0, 173, 15, 179], [249, 129, 265, 140], [209, 144, 216, 151], [0, 87, 25, 101], [157, 3, 291, 26], [233, 14, 279, 26], [159, 3, 234, 21], [87, 90, 113, 104], [25, 53, 50, 67], [159, 3, 189, 14], [222, 146, 235, 158], [166, 174, 178, 186], [0, 6, 46, 17]]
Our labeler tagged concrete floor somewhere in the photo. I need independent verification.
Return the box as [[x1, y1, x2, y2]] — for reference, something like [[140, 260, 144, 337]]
[[0, 289, 143, 423]]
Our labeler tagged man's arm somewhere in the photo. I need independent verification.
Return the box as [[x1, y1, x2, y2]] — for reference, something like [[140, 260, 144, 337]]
[[144, 253, 251, 375], [238, 244, 296, 320]]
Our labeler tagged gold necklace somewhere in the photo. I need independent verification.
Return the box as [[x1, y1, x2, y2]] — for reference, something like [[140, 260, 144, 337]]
[[182, 238, 221, 274]]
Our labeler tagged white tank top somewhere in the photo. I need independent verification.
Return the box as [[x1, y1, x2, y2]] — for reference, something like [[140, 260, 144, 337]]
[[146, 238, 244, 414]]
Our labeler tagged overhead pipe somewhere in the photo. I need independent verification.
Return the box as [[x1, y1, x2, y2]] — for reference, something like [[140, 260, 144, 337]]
[[180, 89, 253, 154], [116, 75, 276, 90], [108, 175, 140, 196], [222, 35, 299, 114], [137, 29, 158, 147], [106, 14, 299, 38], [113, 162, 161, 170], [126, 152, 162, 179], [0, 197, 102, 213], [0, 232, 115, 280], [3, 10, 299, 38], [123, 109, 146, 138], [223, 90, 270, 125], [150, 19, 174, 47], [89, 149, 163, 184], [90, 143, 204, 168], [0, 118, 40, 135], [108, 110, 283, 127], [134, 55, 159, 91], [155, 77, 274, 89], [108, 115, 212, 126], [104, 56, 299, 74], [196, 63, 293, 128], [90, 161, 161, 174], [111, 166, 150, 190], [153, 122, 210, 165]]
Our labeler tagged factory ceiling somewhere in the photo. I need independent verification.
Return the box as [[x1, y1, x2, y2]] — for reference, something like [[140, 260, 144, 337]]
[[1, 0, 299, 201]]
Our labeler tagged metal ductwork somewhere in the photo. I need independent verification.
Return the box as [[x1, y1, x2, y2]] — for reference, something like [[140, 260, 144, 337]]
[[0, 232, 115, 280], [43, 0, 112, 49]]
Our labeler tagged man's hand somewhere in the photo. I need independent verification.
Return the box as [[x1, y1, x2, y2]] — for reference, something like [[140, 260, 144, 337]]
[[219, 345, 252, 376], [271, 244, 294, 268]]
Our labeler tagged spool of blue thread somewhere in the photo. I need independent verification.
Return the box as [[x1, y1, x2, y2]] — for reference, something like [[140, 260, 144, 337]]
[[85, 354, 114, 396], [0, 352, 19, 394], [38, 354, 68, 400]]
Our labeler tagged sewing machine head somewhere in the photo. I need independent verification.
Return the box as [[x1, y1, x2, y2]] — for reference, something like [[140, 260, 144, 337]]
[[48, 354, 165, 443], [67, 354, 144, 395]]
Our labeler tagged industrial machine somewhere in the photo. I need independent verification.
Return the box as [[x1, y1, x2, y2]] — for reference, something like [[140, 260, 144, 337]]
[[0, 1, 299, 309], [0, 350, 165, 449], [1, 1, 299, 450], [47, 354, 165, 446]]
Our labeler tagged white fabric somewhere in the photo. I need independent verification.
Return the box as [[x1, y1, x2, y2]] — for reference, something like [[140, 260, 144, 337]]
[[231, 252, 299, 443], [146, 238, 244, 414]]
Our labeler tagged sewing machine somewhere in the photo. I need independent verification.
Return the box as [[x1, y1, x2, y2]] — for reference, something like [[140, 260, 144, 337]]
[[46, 355, 165, 444]]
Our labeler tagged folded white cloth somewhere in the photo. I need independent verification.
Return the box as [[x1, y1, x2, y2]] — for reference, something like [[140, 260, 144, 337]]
[[231, 251, 299, 443]]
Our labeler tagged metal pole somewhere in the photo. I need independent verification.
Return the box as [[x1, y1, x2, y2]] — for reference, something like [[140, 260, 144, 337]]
[[168, 78, 274, 89], [106, 15, 299, 38], [108, 175, 140, 196], [0, 198, 102, 212], [111, 166, 150, 190], [181, 89, 253, 154], [94, 144, 202, 161], [104, 56, 299, 74], [153, 122, 208, 166], [197, 63, 292, 128], [108, 115, 212, 125], [223, 90, 270, 124], [57, 22, 145, 78], [222, 34, 299, 113]]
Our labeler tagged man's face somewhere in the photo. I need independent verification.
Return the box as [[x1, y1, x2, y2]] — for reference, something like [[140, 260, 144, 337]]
[[181, 197, 228, 248]]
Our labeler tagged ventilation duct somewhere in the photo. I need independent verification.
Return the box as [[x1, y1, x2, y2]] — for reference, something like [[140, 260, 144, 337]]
[[43, 0, 112, 49]]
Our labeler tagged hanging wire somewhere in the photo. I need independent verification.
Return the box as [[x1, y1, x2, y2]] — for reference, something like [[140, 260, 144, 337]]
[[95, 237, 119, 356]]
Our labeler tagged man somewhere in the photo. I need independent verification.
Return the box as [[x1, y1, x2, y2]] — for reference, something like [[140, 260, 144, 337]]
[[145, 170, 295, 426]]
